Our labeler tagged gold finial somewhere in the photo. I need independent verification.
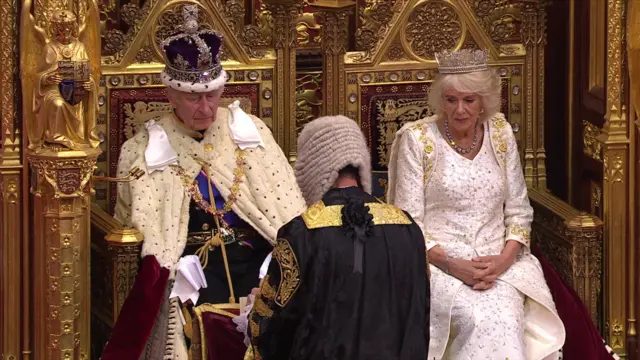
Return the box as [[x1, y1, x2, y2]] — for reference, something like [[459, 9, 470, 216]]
[[51, 9, 76, 25], [435, 49, 490, 74]]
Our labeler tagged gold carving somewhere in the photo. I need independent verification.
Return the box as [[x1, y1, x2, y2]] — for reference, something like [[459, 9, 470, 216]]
[[530, 189, 604, 328], [352, 0, 409, 62], [603, 153, 624, 184], [629, 0, 640, 121], [102, 1, 158, 64], [582, 120, 603, 161], [273, 239, 301, 307], [297, 11, 321, 46], [216, 0, 270, 58], [591, 183, 602, 215], [376, 98, 432, 167], [21, 3, 101, 151], [296, 72, 322, 134], [467, 0, 521, 45], [0, 0, 17, 142], [29, 149, 100, 198], [402, 1, 462, 61], [612, 318, 625, 348]]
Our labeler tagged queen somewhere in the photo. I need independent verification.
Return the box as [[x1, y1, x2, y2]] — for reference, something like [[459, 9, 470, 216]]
[[387, 49, 566, 359], [31, 9, 100, 150]]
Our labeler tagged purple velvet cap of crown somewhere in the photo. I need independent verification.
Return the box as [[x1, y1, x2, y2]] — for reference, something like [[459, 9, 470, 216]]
[[161, 29, 223, 85]]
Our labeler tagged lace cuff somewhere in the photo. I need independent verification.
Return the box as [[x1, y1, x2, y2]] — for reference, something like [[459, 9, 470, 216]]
[[505, 224, 531, 248]]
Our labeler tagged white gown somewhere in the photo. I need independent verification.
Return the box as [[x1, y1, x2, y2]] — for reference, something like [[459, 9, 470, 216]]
[[387, 114, 566, 360]]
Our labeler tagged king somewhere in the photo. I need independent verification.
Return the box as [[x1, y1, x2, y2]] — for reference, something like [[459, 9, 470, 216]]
[[101, 5, 306, 359]]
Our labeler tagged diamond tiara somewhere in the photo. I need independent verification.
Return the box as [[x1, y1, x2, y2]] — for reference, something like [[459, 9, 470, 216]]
[[435, 49, 489, 74]]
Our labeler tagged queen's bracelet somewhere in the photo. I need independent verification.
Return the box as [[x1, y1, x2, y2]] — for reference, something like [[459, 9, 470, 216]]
[[445, 254, 451, 274]]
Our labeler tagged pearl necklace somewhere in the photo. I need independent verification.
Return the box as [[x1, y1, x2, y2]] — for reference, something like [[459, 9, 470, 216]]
[[444, 118, 478, 155]]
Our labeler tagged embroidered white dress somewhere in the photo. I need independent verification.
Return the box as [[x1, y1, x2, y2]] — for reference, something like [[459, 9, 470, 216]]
[[387, 114, 566, 360]]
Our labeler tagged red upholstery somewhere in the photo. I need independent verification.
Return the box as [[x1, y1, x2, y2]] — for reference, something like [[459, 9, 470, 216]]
[[532, 245, 613, 360]]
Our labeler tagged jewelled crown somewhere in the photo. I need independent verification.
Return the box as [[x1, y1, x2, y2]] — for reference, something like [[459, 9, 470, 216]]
[[435, 49, 489, 74], [160, 5, 227, 92]]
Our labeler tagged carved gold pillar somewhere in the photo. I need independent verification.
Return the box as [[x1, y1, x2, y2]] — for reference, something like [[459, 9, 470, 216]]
[[29, 149, 100, 359], [310, 0, 354, 116], [0, 0, 24, 358], [565, 214, 604, 327], [520, 0, 547, 189], [265, 0, 302, 162], [599, 0, 629, 356], [20, 0, 103, 357], [626, 0, 640, 353]]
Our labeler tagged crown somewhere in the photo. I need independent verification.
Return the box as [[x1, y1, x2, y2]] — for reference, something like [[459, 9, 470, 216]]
[[51, 10, 77, 25], [160, 5, 226, 92], [435, 49, 489, 74]]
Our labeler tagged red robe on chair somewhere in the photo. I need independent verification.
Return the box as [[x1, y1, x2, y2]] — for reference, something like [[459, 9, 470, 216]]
[[532, 245, 616, 360]]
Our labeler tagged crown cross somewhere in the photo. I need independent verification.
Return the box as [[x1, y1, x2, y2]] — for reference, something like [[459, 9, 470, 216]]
[[435, 49, 489, 74], [183, 4, 199, 33]]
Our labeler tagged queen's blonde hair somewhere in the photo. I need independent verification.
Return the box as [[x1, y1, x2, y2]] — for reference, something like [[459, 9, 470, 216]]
[[427, 68, 502, 123]]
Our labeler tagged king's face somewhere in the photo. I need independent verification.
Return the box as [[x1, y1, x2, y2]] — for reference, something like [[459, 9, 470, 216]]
[[168, 87, 224, 131]]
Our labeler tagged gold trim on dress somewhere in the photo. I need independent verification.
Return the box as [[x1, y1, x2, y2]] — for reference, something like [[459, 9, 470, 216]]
[[301, 201, 412, 229], [273, 239, 301, 307]]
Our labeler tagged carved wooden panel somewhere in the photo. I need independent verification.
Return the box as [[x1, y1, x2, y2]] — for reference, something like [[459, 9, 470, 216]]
[[571, 0, 605, 215]]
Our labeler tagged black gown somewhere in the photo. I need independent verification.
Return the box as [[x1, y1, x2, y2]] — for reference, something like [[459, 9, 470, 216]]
[[249, 186, 430, 360]]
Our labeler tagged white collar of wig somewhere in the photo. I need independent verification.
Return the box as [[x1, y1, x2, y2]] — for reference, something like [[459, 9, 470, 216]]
[[161, 68, 228, 93]]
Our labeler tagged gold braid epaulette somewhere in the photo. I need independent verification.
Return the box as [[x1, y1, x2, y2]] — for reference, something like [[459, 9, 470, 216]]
[[301, 201, 412, 229]]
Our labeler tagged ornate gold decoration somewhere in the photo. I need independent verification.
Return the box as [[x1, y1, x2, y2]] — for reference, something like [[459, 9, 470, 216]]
[[376, 98, 432, 167], [249, 314, 260, 338], [253, 295, 274, 317], [410, 123, 436, 183], [259, 275, 277, 301], [302, 201, 412, 229], [21, 1, 101, 151], [265, 0, 301, 160], [627, 0, 640, 345], [0, 170, 22, 360], [466, 0, 521, 45], [520, 0, 547, 189], [296, 11, 321, 46], [311, 0, 354, 116], [273, 239, 301, 307], [582, 120, 603, 162], [28, 146, 101, 358], [402, 1, 462, 61], [102, 1, 159, 64], [530, 189, 604, 328], [352, 0, 409, 62], [591, 183, 602, 216], [629, 0, 640, 121], [29, 149, 100, 198], [295, 72, 322, 134], [214, 0, 270, 58], [506, 224, 531, 247]]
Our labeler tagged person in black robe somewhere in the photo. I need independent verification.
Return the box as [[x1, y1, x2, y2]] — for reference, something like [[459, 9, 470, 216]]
[[247, 115, 430, 360]]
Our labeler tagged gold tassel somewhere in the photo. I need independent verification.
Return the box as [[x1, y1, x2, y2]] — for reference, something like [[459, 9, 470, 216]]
[[194, 233, 223, 270]]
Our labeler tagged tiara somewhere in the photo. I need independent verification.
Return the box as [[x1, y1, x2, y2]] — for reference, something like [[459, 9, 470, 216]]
[[435, 49, 489, 74]]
